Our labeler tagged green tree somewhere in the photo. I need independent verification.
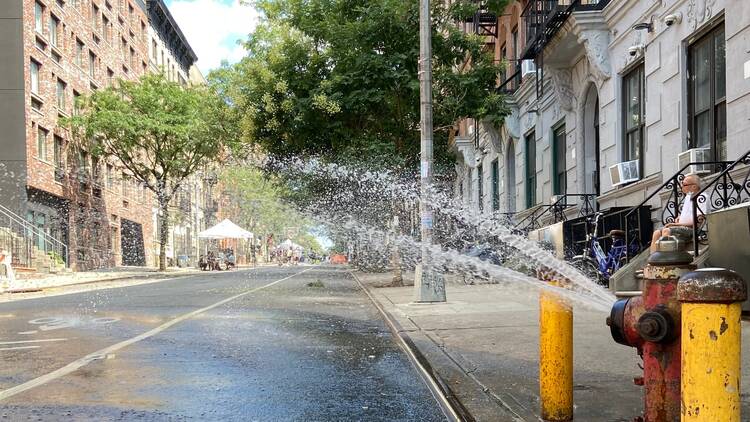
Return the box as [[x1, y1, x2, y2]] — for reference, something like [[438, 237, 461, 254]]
[[214, 0, 509, 170], [65, 74, 238, 271], [218, 165, 324, 256]]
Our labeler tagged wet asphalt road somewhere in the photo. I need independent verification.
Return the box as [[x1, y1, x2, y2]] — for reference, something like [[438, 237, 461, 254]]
[[0, 266, 446, 421]]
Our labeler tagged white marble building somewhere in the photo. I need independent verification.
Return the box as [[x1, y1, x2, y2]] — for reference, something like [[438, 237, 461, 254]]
[[454, 0, 750, 233]]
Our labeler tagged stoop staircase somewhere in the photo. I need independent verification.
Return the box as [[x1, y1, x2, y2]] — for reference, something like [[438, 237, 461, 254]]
[[0, 204, 69, 280]]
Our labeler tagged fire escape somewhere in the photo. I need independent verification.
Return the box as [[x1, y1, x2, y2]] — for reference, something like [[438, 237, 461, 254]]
[[464, 1, 498, 38], [520, 0, 610, 98]]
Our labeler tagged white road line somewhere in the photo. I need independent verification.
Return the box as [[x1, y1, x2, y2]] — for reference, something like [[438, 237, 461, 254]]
[[18, 331, 38, 335], [0, 346, 41, 351], [0, 267, 313, 402], [0, 338, 67, 345]]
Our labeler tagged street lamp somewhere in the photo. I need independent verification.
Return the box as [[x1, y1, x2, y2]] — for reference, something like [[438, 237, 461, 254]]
[[414, 0, 446, 303]]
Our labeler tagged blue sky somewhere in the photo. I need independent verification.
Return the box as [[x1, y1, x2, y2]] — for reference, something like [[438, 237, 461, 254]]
[[164, 0, 259, 75]]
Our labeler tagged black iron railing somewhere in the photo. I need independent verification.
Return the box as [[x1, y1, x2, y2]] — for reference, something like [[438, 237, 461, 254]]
[[624, 159, 734, 261], [514, 193, 597, 232], [521, 0, 610, 60], [492, 211, 517, 226], [464, 1, 498, 37], [497, 63, 522, 95], [691, 149, 750, 256], [513, 204, 549, 232]]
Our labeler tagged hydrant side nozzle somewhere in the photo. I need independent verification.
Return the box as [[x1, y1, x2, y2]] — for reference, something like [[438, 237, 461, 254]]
[[677, 268, 748, 303], [636, 306, 677, 344]]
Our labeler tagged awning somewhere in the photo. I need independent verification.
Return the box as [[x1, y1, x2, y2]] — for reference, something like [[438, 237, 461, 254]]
[[198, 219, 254, 239]]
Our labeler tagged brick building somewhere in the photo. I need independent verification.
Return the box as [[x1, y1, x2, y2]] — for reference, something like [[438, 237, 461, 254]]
[[0, 0, 154, 270]]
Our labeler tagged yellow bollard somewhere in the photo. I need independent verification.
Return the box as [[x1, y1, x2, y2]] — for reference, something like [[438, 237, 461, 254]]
[[539, 284, 573, 421], [678, 268, 748, 422]]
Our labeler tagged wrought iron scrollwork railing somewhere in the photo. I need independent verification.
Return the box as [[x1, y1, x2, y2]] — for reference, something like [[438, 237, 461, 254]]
[[513, 204, 550, 232], [691, 149, 750, 256], [514, 193, 598, 233], [624, 159, 735, 261]]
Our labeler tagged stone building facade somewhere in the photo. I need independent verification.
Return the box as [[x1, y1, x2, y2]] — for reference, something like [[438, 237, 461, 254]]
[[454, 0, 750, 239]]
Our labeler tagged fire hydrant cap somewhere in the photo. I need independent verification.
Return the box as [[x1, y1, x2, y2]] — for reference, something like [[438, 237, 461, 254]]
[[678, 268, 748, 303], [648, 236, 693, 266]]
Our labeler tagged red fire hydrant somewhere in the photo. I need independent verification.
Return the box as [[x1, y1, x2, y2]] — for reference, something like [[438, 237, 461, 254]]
[[607, 237, 695, 422]]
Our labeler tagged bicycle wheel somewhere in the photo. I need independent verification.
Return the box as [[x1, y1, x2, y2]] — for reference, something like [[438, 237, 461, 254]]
[[570, 257, 604, 286]]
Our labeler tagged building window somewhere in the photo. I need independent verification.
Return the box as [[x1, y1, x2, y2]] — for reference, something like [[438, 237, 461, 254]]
[[30, 60, 40, 94], [688, 23, 726, 161], [553, 124, 567, 195], [152, 39, 158, 61], [34, 2, 44, 33], [491, 159, 499, 211], [75, 39, 84, 67], [103, 15, 111, 42], [37, 126, 48, 161], [106, 163, 114, 188], [500, 45, 507, 85], [121, 172, 129, 195], [91, 4, 100, 31], [73, 90, 81, 115], [525, 131, 536, 208], [477, 163, 483, 211], [54, 135, 65, 180], [622, 63, 645, 164], [89, 51, 96, 77], [511, 27, 520, 87], [49, 15, 59, 47], [56, 79, 66, 110], [107, 68, 114, 86], [78, 149, 90, 175]]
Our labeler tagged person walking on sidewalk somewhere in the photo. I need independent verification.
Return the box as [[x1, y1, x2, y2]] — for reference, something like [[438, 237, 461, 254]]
[[650, 174, 706, 252]]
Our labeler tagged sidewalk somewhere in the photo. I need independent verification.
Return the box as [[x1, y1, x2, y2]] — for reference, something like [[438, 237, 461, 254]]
[[354, 271, 750, 422]]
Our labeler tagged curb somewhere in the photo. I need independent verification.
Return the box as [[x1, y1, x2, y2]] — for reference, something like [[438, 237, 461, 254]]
[[3, 271, 202, 294], [1, 266, 270, 297], [349, 271, 475, 422]]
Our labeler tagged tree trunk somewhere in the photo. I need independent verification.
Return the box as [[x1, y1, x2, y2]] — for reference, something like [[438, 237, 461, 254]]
[[159, 200, 170, 271]]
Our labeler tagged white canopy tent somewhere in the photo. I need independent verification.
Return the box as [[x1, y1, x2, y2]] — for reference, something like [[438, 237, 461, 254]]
[[198, 219, 254, 240], [277, 238, 304, 250]]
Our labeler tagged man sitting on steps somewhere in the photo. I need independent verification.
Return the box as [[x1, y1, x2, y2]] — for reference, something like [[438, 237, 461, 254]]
[[650, 173, 706, 253]]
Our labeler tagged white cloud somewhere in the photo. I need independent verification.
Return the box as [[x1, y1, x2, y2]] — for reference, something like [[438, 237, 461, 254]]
[[167, 0, 259, 74]]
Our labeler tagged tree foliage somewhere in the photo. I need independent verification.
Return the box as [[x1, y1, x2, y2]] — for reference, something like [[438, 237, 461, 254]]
[[65, 74, 238, 270], [213, 0, 510, 170], [218, 165, 322, 252]]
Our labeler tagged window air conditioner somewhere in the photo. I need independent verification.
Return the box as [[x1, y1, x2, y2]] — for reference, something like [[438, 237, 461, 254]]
[[609, 160, 640, 187], [521, 59, 536, 77], [677, 147, 711, 174]]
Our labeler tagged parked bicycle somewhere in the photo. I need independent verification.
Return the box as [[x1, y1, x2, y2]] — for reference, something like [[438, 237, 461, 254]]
[[570, 212, 640, 287]]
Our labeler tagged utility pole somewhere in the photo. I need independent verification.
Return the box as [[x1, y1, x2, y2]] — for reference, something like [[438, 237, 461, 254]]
[[414, 0, 446, 303]]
